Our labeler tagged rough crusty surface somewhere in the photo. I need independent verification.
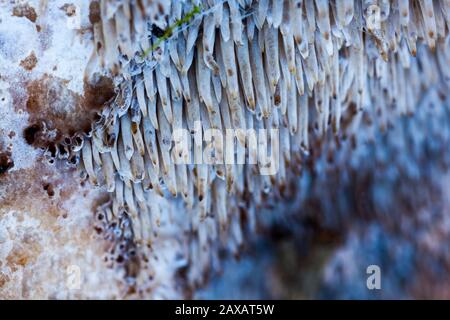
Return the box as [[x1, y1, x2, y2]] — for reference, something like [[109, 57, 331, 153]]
[[0, 0, 126, 299]]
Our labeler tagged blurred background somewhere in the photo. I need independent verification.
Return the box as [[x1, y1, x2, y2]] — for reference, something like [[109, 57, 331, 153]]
[[197, 91, 450, 299]]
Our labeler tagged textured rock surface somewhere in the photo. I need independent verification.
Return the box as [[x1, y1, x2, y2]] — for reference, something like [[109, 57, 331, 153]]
[[0, 0, 125, 299]]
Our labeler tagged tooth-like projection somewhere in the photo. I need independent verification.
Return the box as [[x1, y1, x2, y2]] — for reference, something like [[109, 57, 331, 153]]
[[131, 121, 146, 158], [82, 139, 98, 186], [280, 0, 291, 36], [144, 150, 162, 195], [101, 151, 116, 192], [211, 71, 222, 103], [398, 0, 410, 27], [180, 71, 193, 104], [157, 100, 173, 177], [220, 34, 239, 100], [155, 66, 173, 123], [220, 4, 231, 42], [196, 43, 214, 111], [305, 0, 316, 41], [100, 2, 120, 72], [115, 6, 134, 58], [228, 93, 246, 145], [294, 49, 305, 95], [130, 148, 145, 181], [434, 2, 446, 39], [336, 0, 354, 27], [124, 181, 138, 219], [264, 24, 281, 93], [419, 0, 437, 50], [291, 1, 304, 46], [279, 77, 288, 115], [208, 91, 223, 132], [187, 13, 202, 54], [117, 136, 133, 186], [197, 163, 208, 219], [236, 36, 256, 112], [271, 0, 283, 28], [186, 68, 201, 133], [114, 175, 125, 208], [212, 0, 223, 27], [229, 0, 243, 45], [287, 74, 298, 135], [110, 137, 121, 171], [58, 0, 450, 298], [120, 112, 134, 160], [282, 30, 296, 74], [143, 64, 156, 100], [202, 13, 218, 68], [255, 0, 269, 29], [250, 34, 269, 118], [303, 43, 319, 92], [169, 36, 181, 71], [169, 63, 183, 101], [91, 138, 103, 167], [246, 15, 256, 41]]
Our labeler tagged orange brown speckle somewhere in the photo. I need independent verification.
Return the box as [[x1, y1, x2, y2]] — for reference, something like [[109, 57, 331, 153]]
[[20, 51, 38, 71], [12, 3, 37, 23]]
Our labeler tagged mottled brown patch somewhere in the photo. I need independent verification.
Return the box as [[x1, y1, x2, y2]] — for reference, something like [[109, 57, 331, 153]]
[[20, 51, 38, 71], [23, 123, 41, 145], [12, 3, 37, 23], [60, 3, 77, 17], [83, 75, 115, 113], [157, 3, 165, 15], [6, 245, 31, 269], [0, 157, 118, 298], [24, 74, 114, 147], [0, 273, 8, 288], [43, 183, 55, 197], [0, 151, 14, 175], [274, 94, 281, 106], [0, 162, 80, 220], [89, 1, 101, 24]]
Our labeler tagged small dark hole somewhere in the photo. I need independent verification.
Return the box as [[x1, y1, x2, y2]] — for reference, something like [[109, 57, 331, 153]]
[[48, 144, 57, 157], [153, 23, 164, 36], [58, 144, 67, 155], [23, 124, 41, 145], [69, 156, 78, 164], [43, 183, 55, 197], [0, 153, 14, 174], [94, 226, 103, 234]]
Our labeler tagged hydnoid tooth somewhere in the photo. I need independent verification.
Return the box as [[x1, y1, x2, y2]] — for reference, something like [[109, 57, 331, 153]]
[[64, 0, 450, 292]]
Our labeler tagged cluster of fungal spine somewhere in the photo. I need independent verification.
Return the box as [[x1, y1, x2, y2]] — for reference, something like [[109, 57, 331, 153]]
[[71, 0, 450, 287], [89, 0, 171, 74]]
